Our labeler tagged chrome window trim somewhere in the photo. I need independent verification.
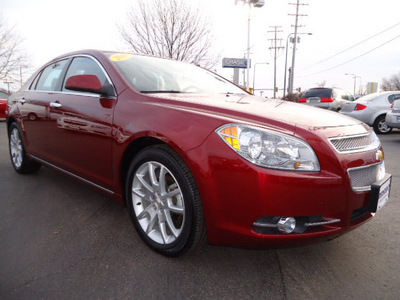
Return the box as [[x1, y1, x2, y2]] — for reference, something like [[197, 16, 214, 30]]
[[26, 54, 116, 96], [32, 59, 70, 92], [25, 89, 100, 98]]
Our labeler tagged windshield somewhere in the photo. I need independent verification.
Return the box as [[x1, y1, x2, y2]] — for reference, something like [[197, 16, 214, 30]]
[[106, 53, 247, 95]]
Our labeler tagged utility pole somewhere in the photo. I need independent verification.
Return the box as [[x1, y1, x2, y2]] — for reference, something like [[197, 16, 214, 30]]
[[4, 79, 14, 94], [288, 0, 308, 94], [268, 26, 284, 98]]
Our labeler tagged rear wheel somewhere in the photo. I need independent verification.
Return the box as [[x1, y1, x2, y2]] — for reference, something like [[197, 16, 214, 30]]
[[373, 115, 392, 134], [125, 145, 206, 257], [9, 123, 41, 174]]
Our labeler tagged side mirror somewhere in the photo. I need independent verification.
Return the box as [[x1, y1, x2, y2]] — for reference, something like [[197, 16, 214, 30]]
[[65, 74, 114, 97]]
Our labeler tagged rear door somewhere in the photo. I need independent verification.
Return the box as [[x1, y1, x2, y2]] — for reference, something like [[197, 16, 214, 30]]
[[18, 59, 69, 158]]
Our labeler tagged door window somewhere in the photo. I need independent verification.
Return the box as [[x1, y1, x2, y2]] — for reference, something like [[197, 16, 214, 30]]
[[62, 57, 111, 93], [35, 60, 68, 91]]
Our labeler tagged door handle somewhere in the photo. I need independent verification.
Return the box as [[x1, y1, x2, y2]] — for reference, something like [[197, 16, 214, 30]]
[[50, 102, 62, 108], [15, 99, 26, 104]]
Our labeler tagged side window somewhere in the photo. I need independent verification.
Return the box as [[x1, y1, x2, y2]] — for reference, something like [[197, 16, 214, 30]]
[[332, 90, 338, 99], [388, 94, 400, 104], [36, 60, 68, 91], [29, 72, 41, 90], [62, 57, 110, 92]]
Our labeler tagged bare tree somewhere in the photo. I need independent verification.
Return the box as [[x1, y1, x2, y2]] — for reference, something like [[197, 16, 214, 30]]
[[0, 18, 30, 84], [118, 0, 218, 69], [381, 72, 400, 91]]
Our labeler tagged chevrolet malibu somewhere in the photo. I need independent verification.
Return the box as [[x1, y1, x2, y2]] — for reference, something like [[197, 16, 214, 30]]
[[7, 50, 392, 256]]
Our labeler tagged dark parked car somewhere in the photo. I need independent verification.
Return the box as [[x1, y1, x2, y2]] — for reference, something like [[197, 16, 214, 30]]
[[299, 87, 355, 111], [7, 50, 391, 256]]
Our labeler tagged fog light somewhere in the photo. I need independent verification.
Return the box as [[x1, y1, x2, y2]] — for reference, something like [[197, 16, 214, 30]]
[[277, 217, 296, 234]]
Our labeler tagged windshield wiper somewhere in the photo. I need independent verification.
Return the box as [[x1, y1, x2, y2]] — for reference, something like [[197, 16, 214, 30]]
[[140, 90, 183, 94]]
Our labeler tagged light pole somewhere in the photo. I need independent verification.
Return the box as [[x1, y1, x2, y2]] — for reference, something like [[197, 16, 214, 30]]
[[253, 62, 269, 93], [235, 0, 265, 91], [283, 32, 311, 97], [345, 73, 361, 95]]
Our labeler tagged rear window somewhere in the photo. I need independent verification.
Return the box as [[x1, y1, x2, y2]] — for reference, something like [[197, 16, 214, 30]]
[[304, 88, 332, 98], [388, 93, 400, 104], [356, 93, 381, 103]]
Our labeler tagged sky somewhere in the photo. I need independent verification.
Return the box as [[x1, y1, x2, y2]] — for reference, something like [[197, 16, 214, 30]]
[[1, 0, 400, 97]]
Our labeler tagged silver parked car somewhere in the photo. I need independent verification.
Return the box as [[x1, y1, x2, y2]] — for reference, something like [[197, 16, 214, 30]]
[[340, 91, 400, 134], [385, 99, 400, 128]]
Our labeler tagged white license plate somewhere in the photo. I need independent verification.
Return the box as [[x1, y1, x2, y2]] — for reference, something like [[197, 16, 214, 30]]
[[308, 97, 320, 103], [377, 177, 391, 211]]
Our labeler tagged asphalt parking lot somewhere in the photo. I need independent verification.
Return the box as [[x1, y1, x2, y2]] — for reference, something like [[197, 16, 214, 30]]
[[1, 120, 399, 300]]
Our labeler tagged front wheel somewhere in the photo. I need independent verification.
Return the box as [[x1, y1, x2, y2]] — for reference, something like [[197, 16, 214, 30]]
[[9, 123, 41, 174], [125, 145, 206, 257], [373, 115, 392, 134]]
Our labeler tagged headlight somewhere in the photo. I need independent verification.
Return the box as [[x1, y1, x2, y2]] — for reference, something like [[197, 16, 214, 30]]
[[217, 124, 320, 171]]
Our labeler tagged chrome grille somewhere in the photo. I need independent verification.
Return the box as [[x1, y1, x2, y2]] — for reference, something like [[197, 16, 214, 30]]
[[348, 163, 383, 192], [329, 133, 375, 153]]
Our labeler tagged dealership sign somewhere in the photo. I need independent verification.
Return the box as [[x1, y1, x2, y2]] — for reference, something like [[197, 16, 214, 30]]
[[222, 58, 250, 69]]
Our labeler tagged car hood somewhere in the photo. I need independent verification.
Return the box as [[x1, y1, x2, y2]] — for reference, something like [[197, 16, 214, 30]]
[[151, 93, 363, 133]]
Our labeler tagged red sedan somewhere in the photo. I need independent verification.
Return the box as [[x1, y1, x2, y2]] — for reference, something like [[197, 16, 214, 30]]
[[7, 50, 392, 256], [0, 98, 9, 119]]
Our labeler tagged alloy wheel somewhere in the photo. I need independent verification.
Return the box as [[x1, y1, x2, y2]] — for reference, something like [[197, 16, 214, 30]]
[[131, 161, 185, 245], [10, 128, 23, 168], [378, 119, 391, 133]]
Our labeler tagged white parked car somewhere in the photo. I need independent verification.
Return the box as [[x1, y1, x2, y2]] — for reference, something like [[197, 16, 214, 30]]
[[385, 99, 400, 128], [340, 91, 400, 134]]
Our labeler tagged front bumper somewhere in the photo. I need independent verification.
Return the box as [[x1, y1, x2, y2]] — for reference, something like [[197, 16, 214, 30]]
[[186, 132, 388, 248]]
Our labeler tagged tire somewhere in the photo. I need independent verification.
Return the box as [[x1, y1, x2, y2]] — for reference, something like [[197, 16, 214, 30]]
[[27, 113, 38, 121], [9, 123, 41, 174], [125, 145, 206, 257], [373, 115, 392, 134]]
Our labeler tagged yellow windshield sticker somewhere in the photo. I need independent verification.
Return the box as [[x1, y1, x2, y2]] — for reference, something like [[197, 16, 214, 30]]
[[110, 53, 133, 62]]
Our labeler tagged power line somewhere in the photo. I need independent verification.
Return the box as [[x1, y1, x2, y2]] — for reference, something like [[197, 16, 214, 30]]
[[298, 34, 400, 77], [299, 21, 400, 72]]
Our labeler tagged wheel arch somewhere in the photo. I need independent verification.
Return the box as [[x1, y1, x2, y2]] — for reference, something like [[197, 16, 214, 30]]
[[6, 117, 18, 134], [119, 136, 196, 204], [374, 112, 387, 123]]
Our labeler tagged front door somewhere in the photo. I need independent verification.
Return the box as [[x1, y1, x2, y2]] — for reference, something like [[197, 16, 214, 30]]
[[46, 56, 117, 190]]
